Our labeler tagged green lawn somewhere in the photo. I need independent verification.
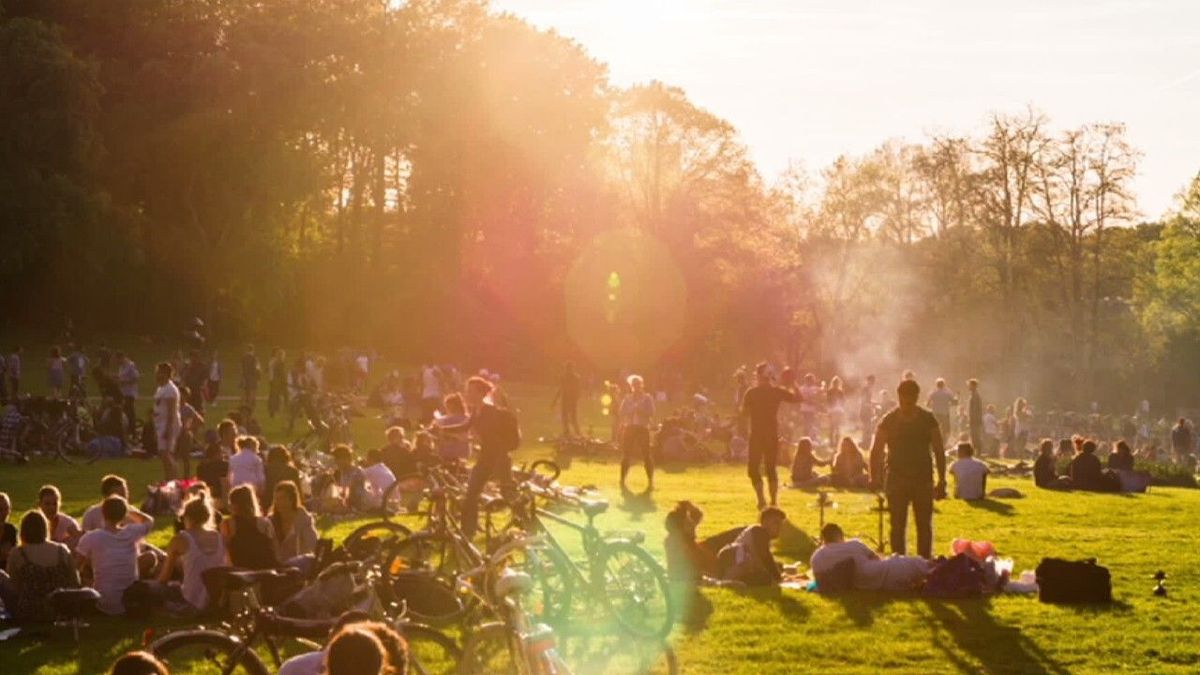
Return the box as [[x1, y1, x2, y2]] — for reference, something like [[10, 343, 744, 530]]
[[2, 379, 1199, 673]]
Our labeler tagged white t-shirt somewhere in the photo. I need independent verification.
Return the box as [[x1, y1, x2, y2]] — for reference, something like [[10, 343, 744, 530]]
[[363, 463, 397, 506], [810, 539, 876, 579], [82, 504, 142, 532], [76, 521, 153, 615], [949, 456, 989, 500], [50, 513, 81, 544], [278, 650, 324, 675], [228, 450, 266, 492], [154, 381, 182, 434], [810, 539, 930, 591], [421, 367, 441, 399], [983, 412, 998, 436], [928, 389, 956, 416]]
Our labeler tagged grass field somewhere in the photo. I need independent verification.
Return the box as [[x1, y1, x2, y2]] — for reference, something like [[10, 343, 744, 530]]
[[2, 373, 1199, 674]]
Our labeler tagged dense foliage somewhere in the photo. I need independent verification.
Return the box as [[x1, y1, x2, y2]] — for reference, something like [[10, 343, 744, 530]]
[[1, 0, 1198, 410]]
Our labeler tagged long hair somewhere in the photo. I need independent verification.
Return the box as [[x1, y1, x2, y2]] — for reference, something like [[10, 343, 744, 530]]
[[228, 484, 261, 518]]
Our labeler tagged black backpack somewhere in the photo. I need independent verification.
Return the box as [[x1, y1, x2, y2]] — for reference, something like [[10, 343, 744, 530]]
[[494, 407, 521, 454], [1036, 558, 1112, 603]]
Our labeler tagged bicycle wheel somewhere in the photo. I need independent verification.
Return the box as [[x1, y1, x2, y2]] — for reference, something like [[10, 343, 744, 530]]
[[487, 539, 575, 626], [459, 622, 519, 675], [343, 520, 413, 561], [150, 629, 271, 675], [596, 541, 674, 640], [399, 622, 462, 675], [384, 531, 468, 580]]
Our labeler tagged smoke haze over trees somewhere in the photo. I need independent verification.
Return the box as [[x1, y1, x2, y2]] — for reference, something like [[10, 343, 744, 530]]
[[2, 0, 1199, 411]]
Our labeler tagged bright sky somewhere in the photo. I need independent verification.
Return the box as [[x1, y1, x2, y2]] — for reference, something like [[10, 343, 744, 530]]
[[493, 0, 1200, 219]]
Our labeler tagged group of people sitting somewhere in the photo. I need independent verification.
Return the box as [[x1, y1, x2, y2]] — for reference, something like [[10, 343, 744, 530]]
[[789, 436, 871, 490], [1033, 436, 1150, 493]]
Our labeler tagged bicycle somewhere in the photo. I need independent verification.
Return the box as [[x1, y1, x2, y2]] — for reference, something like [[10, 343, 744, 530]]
[[149, 566, 460, 675], [459, 567, 573, 675]]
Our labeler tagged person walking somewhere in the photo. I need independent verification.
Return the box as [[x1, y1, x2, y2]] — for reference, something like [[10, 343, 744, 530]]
[[618, 375, 656, 491], [967, 379, 983, 456], [454, 377, 520, 539], [926, 378, 958, 444], [267, 348, 286, 419], [869, 379, 946, 558], [154, 362, 183, 480], [740, 363, 798, 510]]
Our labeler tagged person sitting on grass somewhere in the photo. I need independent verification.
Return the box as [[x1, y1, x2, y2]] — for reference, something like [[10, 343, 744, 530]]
[[0, 492, 15, 569], [379, 426, 414, 478], [38, 484, 81, 549], [220, 484, 279, 570], [81, 475, 163, 578], [157, 492, 228, 614], [0, 510, 81, 622], [1108, 440, 1135, 471], [718, 507, 787, 586], [324, 444, 370, 513], [948, 442, 989, 500], [264, 445, 302, 500], [1069, 437, 1106, 491], [196, 442, 231, 508], [228, 435, 266, 496], [1033, 439, 1070, 489], [830, 437, 869, 489], [108, 651, 169, 675], [362, 448, 398, 510], [325, 622, 408, 675], [809, 523, 931, 593], [270, 480, 319, 567], [664, 501, 721, 588], [75, 495, 155, 615], [790, 437, 829, 488]]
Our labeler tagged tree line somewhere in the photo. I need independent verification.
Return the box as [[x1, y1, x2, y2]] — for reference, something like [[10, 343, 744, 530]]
[[1, 0, 1198, 410]]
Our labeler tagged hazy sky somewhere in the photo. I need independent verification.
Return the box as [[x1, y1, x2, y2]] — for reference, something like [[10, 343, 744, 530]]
[[493, 0, 1200, 219]]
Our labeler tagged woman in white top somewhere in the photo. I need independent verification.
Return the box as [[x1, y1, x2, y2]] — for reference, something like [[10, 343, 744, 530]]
[[154, 362, 183, 480], [158, 493, 227, 611], [269, 481, 318, 572]]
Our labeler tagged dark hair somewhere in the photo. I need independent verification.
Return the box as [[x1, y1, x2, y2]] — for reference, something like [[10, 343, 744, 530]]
[[38, 485, 61, 502], [1040, 439, 1054, 454], [366, 448, 383, 465], [101, 474, 127, 497], [1116, 440, 1132, 455], [218, 419, 237, 438], [332, 444, 354, 462], [363, 621, 409, 675], [109, 650, 169, 675], [465, 376, 493, 396], [182, 494, 213, 528], [443, 392, 465, 414], [228, 484, 261, 518], [897, 379, 920, 401], [957, 442, 974, 457], [1082, 439, 1098, 454], [796, 437, 813, 455], [759, 506, 786, 525], [101, 495, 129, 524], [326, 626, 389, 675], [19, 510, 49, 545], [155, 362, 173, 378], [820, 522, 844, 543], [267, 445, 293, 466]]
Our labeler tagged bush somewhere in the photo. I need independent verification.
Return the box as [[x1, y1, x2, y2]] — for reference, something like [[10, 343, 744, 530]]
[[1134, 460, 1198, 488]]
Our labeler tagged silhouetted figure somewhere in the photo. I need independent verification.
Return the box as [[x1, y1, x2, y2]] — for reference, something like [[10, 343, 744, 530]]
[[740, 363, 797, 509]]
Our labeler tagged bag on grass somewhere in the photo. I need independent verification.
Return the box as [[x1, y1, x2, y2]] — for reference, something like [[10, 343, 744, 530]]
[[923, 553, 986, 598], [1035, 558, 1111, 604]]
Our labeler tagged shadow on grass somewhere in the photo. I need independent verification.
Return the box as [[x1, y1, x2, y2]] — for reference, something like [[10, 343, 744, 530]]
[[618, 486, 657, 521], [733, 584, 811, 624], [774, 521, 817, 562], [924, 598, 1070, 675], [965, 498, 1016, 517]]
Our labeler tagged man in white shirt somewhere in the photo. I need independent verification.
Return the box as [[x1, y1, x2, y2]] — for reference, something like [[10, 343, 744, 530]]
[[618, 374, 657, 490], [810, 523, 932, 593], [154, 362, 183, 480], [75, 495, 154, 615], [362, 449, 398, 509], [927, 378, 958, 444], [38, 485, 81, 548], [948, 442, 989, 500], [228, 436, 266, 495], [82, 475, 134, 532]]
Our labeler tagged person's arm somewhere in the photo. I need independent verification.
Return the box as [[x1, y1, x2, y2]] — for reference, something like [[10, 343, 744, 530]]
[[298, 511, 318, 555], [980, 470, 988, 496], [157, 533, 186, 583], [260, 518, 281, 564], [932, 421, 947, 497], [755, 529, 781, 582]]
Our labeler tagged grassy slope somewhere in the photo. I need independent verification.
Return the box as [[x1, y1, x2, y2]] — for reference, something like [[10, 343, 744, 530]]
[[1, 374, 1198, 674]]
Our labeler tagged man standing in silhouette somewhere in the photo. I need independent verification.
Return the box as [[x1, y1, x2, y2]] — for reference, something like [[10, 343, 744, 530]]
[[741, 363, 797, 510], [870, 379, 946, 558], [967, 379, 984, 456]]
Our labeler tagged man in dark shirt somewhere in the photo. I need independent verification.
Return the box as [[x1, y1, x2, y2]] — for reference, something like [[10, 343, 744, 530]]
[[967, 379, 984, 456], [551, 362, 582, 439], [1069, 439, 1105, 491], [870, 379, 946, 558], [740, 362, 798, 510], [457, 376, 519, 538], [720, 506, 786, 586], [1171, 418, 1194, 462]]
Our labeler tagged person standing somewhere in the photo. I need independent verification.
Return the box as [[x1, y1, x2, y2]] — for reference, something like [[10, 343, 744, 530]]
[[1171, 418, 1194, 463], [206, 350, 223, 408], [740, 363, 798, 510], [47, 346, 66, 398], [455, 377, 520, 538], [826, 376, 846, 448], [116, 353, 140, 437], [182, 350, 208, 413], [858, 374, 876, 449], [551, 362, 582, 439], [869, 379, 946, 558], [240, 345, 261, 411], [926, 378, 958, 444], [420, 364, 442, 423], [618, 374, 656, 491], [66, 344, 89, 399], [967, 379, 984, 456], [6, 347, 21, 396], [267, 348, 286, 419], [154, 362, 183, 480]]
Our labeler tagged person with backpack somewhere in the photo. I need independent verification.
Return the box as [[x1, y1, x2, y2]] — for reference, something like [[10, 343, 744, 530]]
[[869, 378, 946, 558], [453, 376, 520, 539]]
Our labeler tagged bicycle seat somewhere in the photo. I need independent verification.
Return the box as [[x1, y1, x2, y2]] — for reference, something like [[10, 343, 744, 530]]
[[579, 499, 609, 517], [493, 569, 534, 599], [49, 587, 101, 617], [260, 613, 337, 640]]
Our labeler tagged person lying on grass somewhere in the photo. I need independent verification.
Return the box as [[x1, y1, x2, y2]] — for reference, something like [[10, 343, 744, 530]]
[[809, 523, 932, 593], [717, 506, 788, 587]]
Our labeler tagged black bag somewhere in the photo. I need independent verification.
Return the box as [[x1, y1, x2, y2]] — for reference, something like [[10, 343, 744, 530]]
[[495, 407, 521, 454], [1036, 558, 1112, 603], [923, 553, 986, 598]]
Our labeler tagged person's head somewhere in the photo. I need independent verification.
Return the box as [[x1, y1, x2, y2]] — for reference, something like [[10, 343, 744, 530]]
[[1039, 439, 1054, 457], [155, 362, 172, 384], [411, 431, 432, 453], [820, 523, 845, 544], [181, 493, 214, 529], [267, 445, 293, 467], [0, 492, 9, 523], [38, 485, 62, 518], [464, 376, 493, 407], [19, 509, 49, 545], [332, 444, 355, 469], [956, 442, 974, 459], [363, 621, 408, 675], [1177, 417, 1187, 428], [385, 426, 408, 447], [1059, 438, 1074, 455], [108, 650, 169, 675], [115, 351, 128, 365], [271, 481, 302, 516], [986, 404, 995, 414], [759, 506, 787, 538], [804, 373, 817, 386], [665, 500, 701, 539], [968, 378, 978, 392], [100, 474, 129, 499], [236, 436, 259, 455], [866, 374, 876, 387], [246, 344, 255, 355], [366, 448, 383, 466], [228, 484, 261, 518], [753, 362, 771, 385], [218, 419, 237, 444], [204, 441, 223, 461], [936, 378, 946, 390], [443, 392, 465, 416], [627, 374, 644, 393], [325, 626, 390, 675], [1116, 440, 1132, 456], [830, 376, 843, 391], [896, 379, 920, 409], [1082, 439, 1097, 455], [100, 495, 129, 526], [838, 437, 858, 456], [796, 437, 814, 457], [50, 346, 61, 358], [902, 369, 915, 381]]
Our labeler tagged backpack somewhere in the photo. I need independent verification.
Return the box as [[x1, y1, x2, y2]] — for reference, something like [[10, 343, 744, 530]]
[[1035, 558, 1112, 604], [923, 553, 986, 598], [495, 407, 521, 454]]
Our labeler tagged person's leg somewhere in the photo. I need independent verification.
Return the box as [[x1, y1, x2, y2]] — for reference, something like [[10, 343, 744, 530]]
[[887, 484, 911, 555], [159, 431, 178, 481], [568, 402, 581, 437], [641, 426, 655, 489], [619, 426, 632, 487], [460, 460, 491, 539], [560, 403, 570, 438], [747, 439, 766, 509], [123, 395, 137, 436], [912, 483, 934, 558], [764, 439, 779, 506]]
